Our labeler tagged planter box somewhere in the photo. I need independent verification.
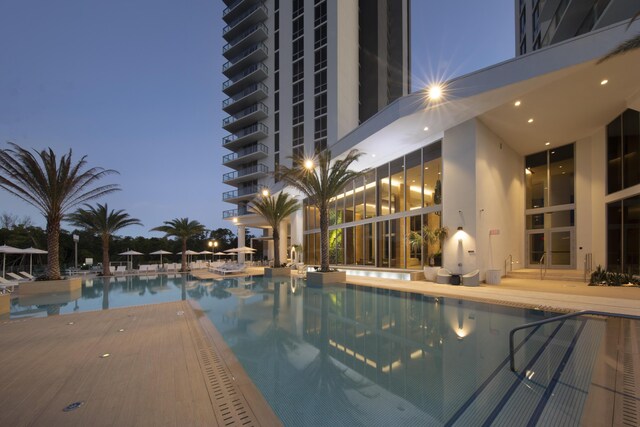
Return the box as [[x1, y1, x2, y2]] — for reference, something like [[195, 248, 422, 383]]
[[19, 277, 83, 294], [0, 293, 10, 316], [306, 270, 347, 287], [264, 267, 291, 277]]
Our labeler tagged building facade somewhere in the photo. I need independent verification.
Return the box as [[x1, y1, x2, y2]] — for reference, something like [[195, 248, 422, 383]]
[[221, 0, 411, 256], [515, 0, 637, 55]]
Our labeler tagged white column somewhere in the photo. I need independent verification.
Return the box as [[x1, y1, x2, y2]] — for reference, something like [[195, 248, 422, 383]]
[[279, 222, 288, 266], [237, 225, 245, 264]]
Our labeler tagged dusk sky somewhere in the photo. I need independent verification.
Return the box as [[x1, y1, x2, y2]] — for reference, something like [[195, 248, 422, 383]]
[[0, 0, 514, 238]]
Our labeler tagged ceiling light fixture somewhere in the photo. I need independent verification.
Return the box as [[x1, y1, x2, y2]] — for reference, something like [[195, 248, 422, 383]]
[[528, 118, 534, 123], [514, 100, 521, 107], [600, 79, 608, 85], [545, 142, 550, 146], [423, 126, 429, 131]]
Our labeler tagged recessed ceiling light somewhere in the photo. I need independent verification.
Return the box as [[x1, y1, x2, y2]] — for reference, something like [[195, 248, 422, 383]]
[[559, 165, 563, 169], [423, 126, 429, 131], [600, 79, 608, 85], [514, 100, 521, 107], [424, 167, 429, 170], [545, 142, 551, 146], [528, 118, 534, 123], [371, 154, 376, 158]]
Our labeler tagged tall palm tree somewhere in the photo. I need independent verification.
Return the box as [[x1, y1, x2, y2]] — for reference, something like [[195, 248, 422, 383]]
[[0, 143, 119, 280], [67, 203, 142, 276], [249, 192, 300, 267], [599, 12, 640, 63], [276, 149, 366, 272], [151, 218, 205, 272]]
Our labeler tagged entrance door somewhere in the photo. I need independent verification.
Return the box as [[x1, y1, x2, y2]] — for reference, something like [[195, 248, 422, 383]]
[[526, 229, 575, 269]]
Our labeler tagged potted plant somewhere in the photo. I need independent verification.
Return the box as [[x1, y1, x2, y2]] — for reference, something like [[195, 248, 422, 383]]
[[409, 225, 448, 281]]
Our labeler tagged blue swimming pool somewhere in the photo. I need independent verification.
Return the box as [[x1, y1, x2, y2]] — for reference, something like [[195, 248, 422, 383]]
[[9, 275, 605, 426]]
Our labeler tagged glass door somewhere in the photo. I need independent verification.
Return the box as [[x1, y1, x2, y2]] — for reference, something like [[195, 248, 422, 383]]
[[526, 229, 575, 269]]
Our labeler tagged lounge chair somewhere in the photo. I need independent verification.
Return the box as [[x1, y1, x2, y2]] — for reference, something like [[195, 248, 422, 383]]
[[462, 270, 480, 287], [0, 276, 18, 292], [115, 266, 127, 275], [436, 268, 452, 284], [109, 266, 116, 275], [18, 271, 36, 280], [137, 265, 148, 274], [6, 272, 28, 282]]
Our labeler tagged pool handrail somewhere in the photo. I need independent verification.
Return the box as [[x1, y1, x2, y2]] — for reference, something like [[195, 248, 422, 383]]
[[509, 309, 640, 372]]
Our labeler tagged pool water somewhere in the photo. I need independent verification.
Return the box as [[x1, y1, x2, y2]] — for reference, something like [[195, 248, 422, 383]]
[[9, 275, 605, 426]]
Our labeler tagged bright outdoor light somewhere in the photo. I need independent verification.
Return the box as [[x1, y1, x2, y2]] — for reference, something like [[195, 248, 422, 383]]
[[528, 118, 534, 123], [304, 159, 314, 169], [514, 100, 521, 107], [427, 84, 443, 101], [261, 188, 270, 197], [545, 141, 550, 146]]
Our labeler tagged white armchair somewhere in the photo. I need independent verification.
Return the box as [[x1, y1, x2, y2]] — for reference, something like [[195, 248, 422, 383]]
[[462, 269, 480, 286], [436, 268, 452, 284]]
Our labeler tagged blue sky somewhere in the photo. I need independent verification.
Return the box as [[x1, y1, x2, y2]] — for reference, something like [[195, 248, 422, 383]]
[[0, 0, 514, 237]]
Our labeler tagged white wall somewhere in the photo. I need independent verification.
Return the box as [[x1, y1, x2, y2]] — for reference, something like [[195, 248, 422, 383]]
[[476, 120, 525, 276]]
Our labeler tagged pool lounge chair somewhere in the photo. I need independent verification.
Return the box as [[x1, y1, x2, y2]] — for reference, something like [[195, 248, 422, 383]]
[[115, 266, 127, 275], [220, 264, 246, 275], [109, 266, 116, 275], [6, 272, 29, 282], [0, 276, 18, 292], [436, 268, 452, 284], [18, 271, 36, 280]]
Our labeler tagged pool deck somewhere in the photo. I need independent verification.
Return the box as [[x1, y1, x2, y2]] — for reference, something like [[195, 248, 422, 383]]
[[0, 301, 281, 427]]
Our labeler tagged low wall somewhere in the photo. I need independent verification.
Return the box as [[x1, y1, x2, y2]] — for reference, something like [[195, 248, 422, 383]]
[[19, 277, 83, 294]]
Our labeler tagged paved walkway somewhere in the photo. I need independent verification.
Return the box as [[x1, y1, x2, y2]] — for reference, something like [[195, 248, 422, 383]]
[[0, 301, 280, 427]]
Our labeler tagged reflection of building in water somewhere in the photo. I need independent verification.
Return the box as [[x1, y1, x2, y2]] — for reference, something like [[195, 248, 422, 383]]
[[301, 286, 529, 421]]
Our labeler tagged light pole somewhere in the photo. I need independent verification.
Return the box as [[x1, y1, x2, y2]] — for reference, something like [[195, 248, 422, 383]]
[[73, 234, 79, 269]]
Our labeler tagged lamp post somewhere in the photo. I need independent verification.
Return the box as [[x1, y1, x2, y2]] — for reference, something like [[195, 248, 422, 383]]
[[73, 234, 79, 269]]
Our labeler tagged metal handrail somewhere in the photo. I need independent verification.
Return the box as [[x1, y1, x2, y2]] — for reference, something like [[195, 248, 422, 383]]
[[539, 252, 546, 280], [509, 310, 640, 372], [504, 254, 512, 276]]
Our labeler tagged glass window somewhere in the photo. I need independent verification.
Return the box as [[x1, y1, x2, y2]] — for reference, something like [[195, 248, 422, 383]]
[[526, 151, 547, 209], [345, 227, 355, 265], [607, 201, 622, 272], [423, 142, 441, 206], [364, 170, 376, 219], [623, 109, 640, 189], [406, 216, 422, 268], [390, 218, 404, 268], [405, 150, 422, 211], [389, 158, 404, 214], [329, 228, 343, 264], [549, 144, 574, 206], [353, 176, 365, 221], [363, 223, 374, 265], [377, 164, 389, 216], [377, 221, 388, 267], [343, 181, 354, 223], [335, 190, 344, 225], [624, 195, 640, 275]]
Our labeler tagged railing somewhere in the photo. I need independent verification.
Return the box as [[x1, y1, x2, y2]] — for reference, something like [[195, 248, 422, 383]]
[[541, 0, 570, 47], [223, 62, 268, 91], [223, 23, 268, 55], [583, 252, 593, 283], [504, 254, 513, 277], [222, 123, 268, 146], [222, 3, 267, 37], [222, 186, 260, 201], [222, 42, 268, 72], [539, 252, 546, 280], [222, 82, 268, 109], [222, 164, 269, 182], [222, 207, 251, 218], [509, 310, 640, 372], [222, 142, 268, 164], [222, 103, 268, 128]]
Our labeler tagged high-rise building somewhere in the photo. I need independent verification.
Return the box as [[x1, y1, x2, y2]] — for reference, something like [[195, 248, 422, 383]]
[[515, 0, 637, 55], [220, 0, 410, 253]]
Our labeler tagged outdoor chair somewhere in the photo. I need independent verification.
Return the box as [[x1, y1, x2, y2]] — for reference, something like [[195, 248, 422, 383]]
[[18, 271, 35, 280], [6, 272, 28, 282], [462, 270, 480, 287], [436, 268, 452, 284]]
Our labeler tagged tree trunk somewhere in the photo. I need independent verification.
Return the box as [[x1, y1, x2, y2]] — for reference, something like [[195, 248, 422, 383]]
[[102, 233, 110, 276], [319, 204, 329, 272], [273, 227, 280, 267], [46, 219, 61, 280], [181, 238, 187, 272]]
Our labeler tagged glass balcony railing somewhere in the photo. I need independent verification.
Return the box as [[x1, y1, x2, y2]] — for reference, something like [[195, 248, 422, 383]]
[[222, 63, 268, 91], [222, 3, 267, 37], [222, 82, 268, 109], [222, 123, 268, 146], [222, 185, 267, 201], [223, 42, 268, 72], [223, 22, 268, 55], [222, 103, 268, 128], [222, 164, 269, 182], [222, 207, 251, 219], [222, 143, 269, 164]]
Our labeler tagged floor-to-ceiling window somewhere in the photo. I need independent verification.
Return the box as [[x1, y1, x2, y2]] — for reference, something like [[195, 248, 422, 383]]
[[525, 143, 575, 268], [303, 141, 442, 268], [606, 109, 640, 273]]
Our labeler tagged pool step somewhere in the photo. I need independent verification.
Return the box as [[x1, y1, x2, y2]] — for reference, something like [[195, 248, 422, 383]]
[[447, 318, 605, 426]]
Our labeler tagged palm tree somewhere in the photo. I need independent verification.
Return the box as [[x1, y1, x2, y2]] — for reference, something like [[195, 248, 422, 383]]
[[249, 192, 300, 267], [599, 12, 640, 63], [151, 218, 205, 272], [67, 203, 142, 276], [0, 143, 119, 280], [277, 149, 366, 272]]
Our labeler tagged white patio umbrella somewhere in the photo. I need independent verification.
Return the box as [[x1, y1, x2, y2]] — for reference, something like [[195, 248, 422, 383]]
[[177, 250, 199, 265], [149, 250, 172, 266], [225, 247, 256, 253], [213, 251, 227, 260], [0, 244, 22, 278], [199, 250, 214, 262], [119, 250, 144, 270], [20, 247, 48, 275]]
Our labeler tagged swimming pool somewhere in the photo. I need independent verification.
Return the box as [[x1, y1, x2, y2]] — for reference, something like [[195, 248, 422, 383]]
[[9, 274, 605, 426]]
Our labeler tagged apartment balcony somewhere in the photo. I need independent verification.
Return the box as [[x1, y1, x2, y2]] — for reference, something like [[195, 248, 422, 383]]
[[222, 82, 268, 115], [222, 102, 268, 133], [222, 123, 268, 151], [222, 3, 268, 42], [222, 164, 269, 185], [222, 42, 268, 78], [222, 185, 267, 203], [222, 143, 268, 168], [222, 207, 252, 219], [222, 0, 259, 24], [222, 22, 268, 60], [222, 62, 268, 96]]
